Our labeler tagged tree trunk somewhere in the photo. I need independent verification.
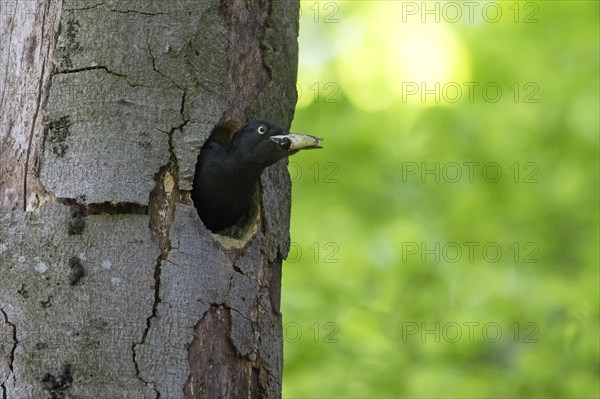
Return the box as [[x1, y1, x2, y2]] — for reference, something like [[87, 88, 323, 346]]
[[0, 1, 299, 398]]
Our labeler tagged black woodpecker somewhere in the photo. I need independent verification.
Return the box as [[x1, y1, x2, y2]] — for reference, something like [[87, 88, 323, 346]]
[[192, 120, 322, 235]]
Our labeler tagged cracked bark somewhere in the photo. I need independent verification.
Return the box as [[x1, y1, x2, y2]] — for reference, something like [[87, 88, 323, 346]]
[[0, 308, 17, 397], [1, 1, 298, 398], [56, 65, 127, 77]]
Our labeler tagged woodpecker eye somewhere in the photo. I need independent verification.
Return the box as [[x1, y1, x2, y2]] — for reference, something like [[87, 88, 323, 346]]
[[257, 125, 267, 135]]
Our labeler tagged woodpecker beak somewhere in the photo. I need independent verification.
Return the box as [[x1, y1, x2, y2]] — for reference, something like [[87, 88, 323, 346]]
[[270, 133, 323, 151]]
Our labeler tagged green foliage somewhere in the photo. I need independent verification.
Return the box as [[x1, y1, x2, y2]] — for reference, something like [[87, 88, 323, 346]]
[[282, 1, 599, 397]]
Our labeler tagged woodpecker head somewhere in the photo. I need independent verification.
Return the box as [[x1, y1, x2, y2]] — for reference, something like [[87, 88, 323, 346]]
[[231, 120, 322, 168]]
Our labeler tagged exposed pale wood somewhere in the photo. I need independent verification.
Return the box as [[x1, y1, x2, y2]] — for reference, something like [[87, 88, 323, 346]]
[[0, 1, 61, 211]]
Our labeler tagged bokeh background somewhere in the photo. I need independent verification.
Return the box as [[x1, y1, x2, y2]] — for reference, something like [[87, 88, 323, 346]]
[[282, 1, 599, 398]]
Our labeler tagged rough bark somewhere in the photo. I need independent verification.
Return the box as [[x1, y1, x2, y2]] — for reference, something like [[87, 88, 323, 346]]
[[0, 0, 298, 398]]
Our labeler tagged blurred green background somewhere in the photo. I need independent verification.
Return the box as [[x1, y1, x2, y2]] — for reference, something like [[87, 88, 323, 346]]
[[282, 1, 599, 398]]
